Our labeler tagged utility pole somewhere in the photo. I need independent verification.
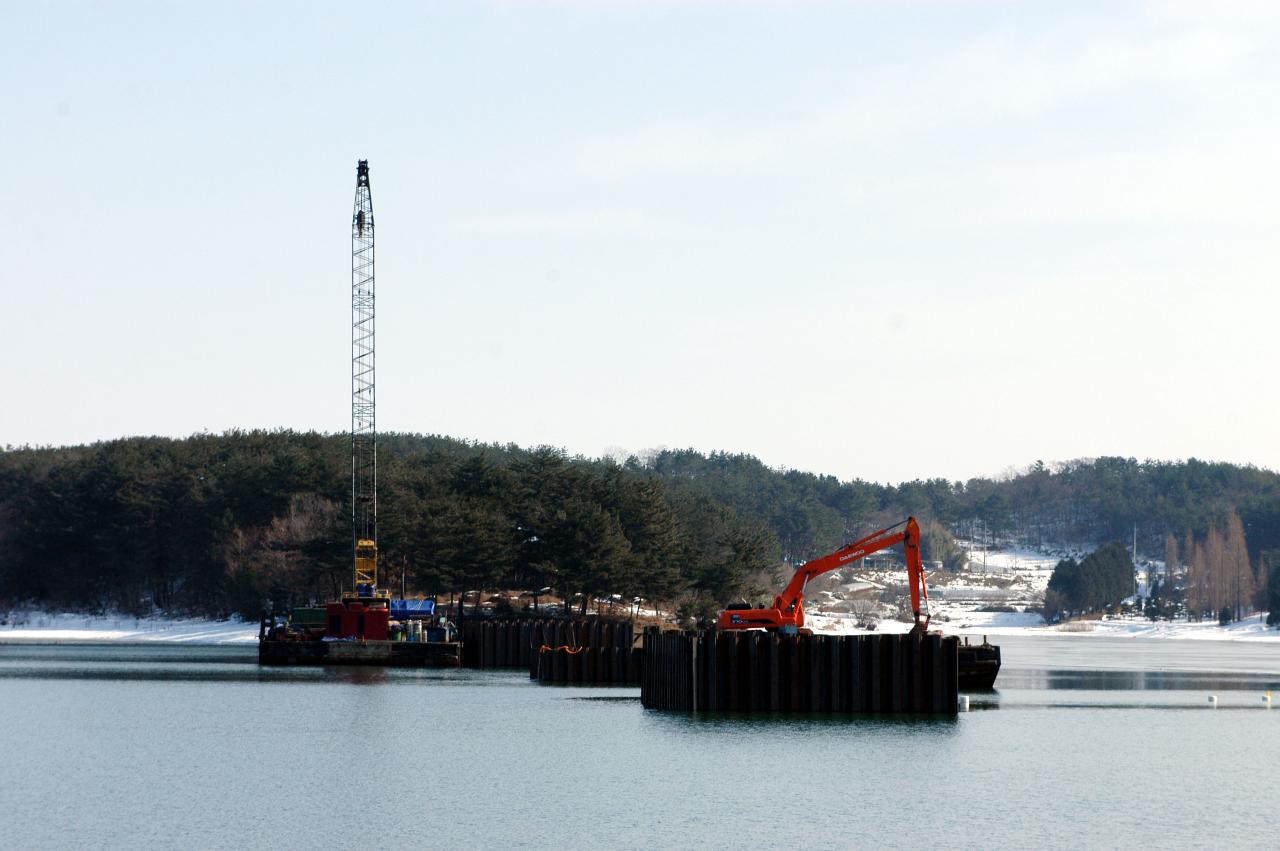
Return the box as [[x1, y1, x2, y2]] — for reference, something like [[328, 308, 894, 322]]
[[351, 160, 379, 596]]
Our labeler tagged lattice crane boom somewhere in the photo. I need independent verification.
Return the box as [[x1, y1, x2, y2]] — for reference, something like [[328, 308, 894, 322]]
[[351, 159, 380, 595]]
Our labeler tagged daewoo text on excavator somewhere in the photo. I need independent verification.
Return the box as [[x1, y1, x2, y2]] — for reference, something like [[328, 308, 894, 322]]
[[718, 516, 931, 635]]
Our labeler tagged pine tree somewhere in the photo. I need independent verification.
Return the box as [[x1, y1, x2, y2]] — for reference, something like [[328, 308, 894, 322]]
[[1044, 543, 1133, 618]]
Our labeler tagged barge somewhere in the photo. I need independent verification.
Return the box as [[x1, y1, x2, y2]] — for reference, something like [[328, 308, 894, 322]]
[[957, 635, 1001, 690], [258, 593, 461, 668]]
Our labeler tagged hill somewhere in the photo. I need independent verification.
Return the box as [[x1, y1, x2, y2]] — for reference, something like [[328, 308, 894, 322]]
[[3, 433, 1279, 619]]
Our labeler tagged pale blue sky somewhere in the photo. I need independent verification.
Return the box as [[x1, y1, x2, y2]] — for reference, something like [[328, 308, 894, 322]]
[[3, 1, 1278, 482]]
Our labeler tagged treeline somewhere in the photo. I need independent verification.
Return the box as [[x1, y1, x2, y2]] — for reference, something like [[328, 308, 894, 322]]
[[4, 433, 1280, 621], [645, 451, 1280, 565], [0, 432, 778, 618]]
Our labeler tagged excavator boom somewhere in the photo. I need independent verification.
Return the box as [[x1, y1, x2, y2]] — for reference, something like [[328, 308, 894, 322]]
[[718, 516, 931, 632]]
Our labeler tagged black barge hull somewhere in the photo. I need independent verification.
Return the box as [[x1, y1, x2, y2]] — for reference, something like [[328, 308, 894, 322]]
[[258, 639, 461, 667], [957, 642, 1001, 690]]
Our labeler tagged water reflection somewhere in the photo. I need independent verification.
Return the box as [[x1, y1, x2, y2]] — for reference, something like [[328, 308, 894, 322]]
[[999, 668, 1280, 692], [974, 701, 1273, 711], [0, 645, 255, 665], [0, 647, 538, 689], [3, 643, 1277, 697], [643, 709, 960, 733], [328, 666, 392, 686]]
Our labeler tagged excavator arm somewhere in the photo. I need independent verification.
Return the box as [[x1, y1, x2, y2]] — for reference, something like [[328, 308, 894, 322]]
[[718, 516, 931, 633]]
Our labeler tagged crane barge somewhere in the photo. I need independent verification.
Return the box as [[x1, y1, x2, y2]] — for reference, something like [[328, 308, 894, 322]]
[[258, 160, 458, 667]]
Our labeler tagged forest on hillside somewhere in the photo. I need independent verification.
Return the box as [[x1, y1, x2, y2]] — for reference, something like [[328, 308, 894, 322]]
[[649, 450, 1280, 563], [2, 432, 1280, 619], [0, 433, 780, 619]]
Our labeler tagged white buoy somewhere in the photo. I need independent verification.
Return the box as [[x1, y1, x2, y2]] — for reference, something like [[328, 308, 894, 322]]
[[1208, 695, 1217, 708], [959, 695, 970, 712]]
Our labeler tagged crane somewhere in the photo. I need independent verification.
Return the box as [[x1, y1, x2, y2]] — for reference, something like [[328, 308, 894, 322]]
[[351, 159, 383, 598], [718, 517, 931, 634]]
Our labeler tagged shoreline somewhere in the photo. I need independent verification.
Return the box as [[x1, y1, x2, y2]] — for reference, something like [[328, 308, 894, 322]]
[[3, 610, 1277, 646], [0, 613, 258, 645], [797, 610, 1280, 643]]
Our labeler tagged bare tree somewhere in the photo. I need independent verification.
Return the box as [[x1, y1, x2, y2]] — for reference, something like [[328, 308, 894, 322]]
[[848, 595, 879, 628], [1225, 511, 1255, 621], [1186, 532, 1206, 618], [1163, 533, 1178, 585]]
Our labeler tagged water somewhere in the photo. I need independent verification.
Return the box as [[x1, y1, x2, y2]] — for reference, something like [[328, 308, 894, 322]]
[[2, 638, 1277, 850]]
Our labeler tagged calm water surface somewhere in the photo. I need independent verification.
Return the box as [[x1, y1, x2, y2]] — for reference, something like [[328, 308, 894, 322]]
[[2, 636, 1277, 850]]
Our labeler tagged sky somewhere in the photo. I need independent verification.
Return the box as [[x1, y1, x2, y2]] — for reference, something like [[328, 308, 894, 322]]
[[3, 1, 1279, 483]]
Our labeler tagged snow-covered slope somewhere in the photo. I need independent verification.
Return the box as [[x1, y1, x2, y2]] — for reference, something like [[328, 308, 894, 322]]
[[802, 540, 1280, 642]]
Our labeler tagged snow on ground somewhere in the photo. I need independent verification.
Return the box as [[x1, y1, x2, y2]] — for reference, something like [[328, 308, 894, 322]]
[[807, 606, 1280, 642], [0, 611, 258, 644], [962, 543, 1064, 574], [802, 541, 1280, 642], [1013, 615, 1280, 642]]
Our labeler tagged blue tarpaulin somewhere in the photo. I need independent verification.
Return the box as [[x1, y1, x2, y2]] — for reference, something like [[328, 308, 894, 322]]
[[390, 599, 436, 617]]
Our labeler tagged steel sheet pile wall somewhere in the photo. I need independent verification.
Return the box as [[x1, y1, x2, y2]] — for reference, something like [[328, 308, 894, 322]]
[[534, 639, 640, 686], [640, 629, 958, 714], [533, 619, 638, 685], [461, 618, 639, 684]]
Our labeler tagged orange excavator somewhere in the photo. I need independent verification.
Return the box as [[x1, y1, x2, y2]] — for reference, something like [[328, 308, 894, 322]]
[[718, 516, 931, 635]]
